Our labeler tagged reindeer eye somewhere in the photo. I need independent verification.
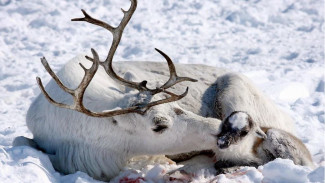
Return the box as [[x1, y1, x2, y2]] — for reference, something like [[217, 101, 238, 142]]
[[239, 130, 249, 137]]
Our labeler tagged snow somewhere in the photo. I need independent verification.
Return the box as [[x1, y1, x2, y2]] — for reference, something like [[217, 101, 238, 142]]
[[0, 0, 324, 182], [262, 158, 311, 183], [308, 166, 325, 183], [228, 112, 249, 129]]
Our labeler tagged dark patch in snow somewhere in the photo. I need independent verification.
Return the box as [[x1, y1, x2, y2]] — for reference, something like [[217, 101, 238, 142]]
[[297, 26, 315, 32], [29, 19, 54, 29], [317, 112, 324, 123], [5, 84, 30, 92], [282, 3, 295, 13], [305, 58, 315, 63], [246, 48, 261, 55], [0, 73, 13, 80], [316, 80, 324, 93], [191, 2, 202, 10], [282, 52, 299, 60], [53, 51, 60, 56], [225, 11, 264, 28], [132, 24, 142, 32], [301, 8, 319, 16], [308, 166, 325, 182], [8, 7, 38, 15], [0, 0, 10, 6]]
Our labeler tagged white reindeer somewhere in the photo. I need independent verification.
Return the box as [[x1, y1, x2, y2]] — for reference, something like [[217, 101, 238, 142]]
[[13, 0, 313, 181]]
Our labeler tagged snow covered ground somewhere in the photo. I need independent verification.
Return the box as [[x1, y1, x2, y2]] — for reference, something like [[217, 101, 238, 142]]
[[0, 0, 324, 182]]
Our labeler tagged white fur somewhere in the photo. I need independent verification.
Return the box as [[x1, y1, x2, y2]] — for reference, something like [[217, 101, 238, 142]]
[[229, 112, 248, 129], [20, 55, 300, 180], [215, 73, 296, 134], [215, 114, 314, 169], [25, 56, 225, 180], [213, 74, 314, 169], [217, 132, 262, 164]]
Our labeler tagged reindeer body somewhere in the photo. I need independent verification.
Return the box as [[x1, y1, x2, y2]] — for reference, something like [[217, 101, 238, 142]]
[[26, 56, 226, 180]]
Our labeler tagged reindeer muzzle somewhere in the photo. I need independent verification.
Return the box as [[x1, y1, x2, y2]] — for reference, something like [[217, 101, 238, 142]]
[[216, 135, 232, 149]]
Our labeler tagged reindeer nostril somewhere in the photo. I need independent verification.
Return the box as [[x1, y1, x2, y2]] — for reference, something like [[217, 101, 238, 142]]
[[152, 125, 168, 133], [217, 136, 226, 146], [217, 135, 231, 149], [152, 116, 169, 133]]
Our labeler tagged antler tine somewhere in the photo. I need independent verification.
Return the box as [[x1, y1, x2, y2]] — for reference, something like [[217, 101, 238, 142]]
[[71, 9, 114, 31], [154, 48, 198, 90], [72, 0, 148, 91], [38, 57, 74, 95], [37, 49, 100, 113], [36, 76, 72, 109], [75, 48, 100, 108], [139, 87, 189, 114]]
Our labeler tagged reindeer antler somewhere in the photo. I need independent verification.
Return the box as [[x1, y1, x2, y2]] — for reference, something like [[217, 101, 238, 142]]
[[37, 0, 197, 117]]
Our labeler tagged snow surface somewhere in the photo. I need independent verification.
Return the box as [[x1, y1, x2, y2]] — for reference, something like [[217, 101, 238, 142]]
[[0, 0, 324, 182]]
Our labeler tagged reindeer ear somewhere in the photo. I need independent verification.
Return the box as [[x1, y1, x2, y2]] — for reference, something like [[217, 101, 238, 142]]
[[255, 127, 267, 139]]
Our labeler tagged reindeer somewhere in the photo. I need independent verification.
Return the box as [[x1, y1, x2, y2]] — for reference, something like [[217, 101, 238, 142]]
[[212, 73, 314, 172], [215, 111, 314, 173], [13, 0, 313, 181]]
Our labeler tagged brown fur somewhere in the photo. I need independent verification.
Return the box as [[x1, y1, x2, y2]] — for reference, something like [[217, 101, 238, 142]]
[[174, 108, 185, 115], [252, 127, 269, 155]]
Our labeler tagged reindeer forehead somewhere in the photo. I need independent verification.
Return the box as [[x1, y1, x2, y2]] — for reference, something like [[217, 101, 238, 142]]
[[228, 112, 249, 130]]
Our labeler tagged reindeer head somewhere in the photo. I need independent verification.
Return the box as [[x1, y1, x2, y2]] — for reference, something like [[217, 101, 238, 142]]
[[217, 111, 267, 149]]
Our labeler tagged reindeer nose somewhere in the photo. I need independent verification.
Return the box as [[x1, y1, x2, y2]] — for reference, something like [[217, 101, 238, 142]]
[[217, 135, 230, 149], [152, 116, 169, 133]]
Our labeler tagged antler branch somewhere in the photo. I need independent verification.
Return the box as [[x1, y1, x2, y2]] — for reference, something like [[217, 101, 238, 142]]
[[37, 49, 99, 111], [154, 48, 198, 90], [37, 0, 198, 118], [72, 0, 149, 91]]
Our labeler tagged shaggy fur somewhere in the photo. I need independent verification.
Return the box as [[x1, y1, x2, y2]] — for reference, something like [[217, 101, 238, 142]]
[[215, 111, 314, 171], [14, 56, 310, 180]]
